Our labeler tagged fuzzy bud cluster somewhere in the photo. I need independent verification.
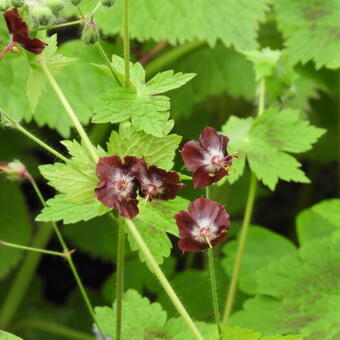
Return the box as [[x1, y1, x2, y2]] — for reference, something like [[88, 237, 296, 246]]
[[0, 160, 32, 182], [82, 17, 100, 45]]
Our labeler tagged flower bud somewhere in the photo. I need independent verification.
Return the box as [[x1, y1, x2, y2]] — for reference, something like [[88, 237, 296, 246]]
[[47, 0, 65, 13], [101, 0, 114, 7], [30, 6, 54, 25], [0, 0, 10, 11], [11, 0, 24, 7], [71, 0, 81, 6], [0, 160, 32, 182], [82, 18, 100, 45]]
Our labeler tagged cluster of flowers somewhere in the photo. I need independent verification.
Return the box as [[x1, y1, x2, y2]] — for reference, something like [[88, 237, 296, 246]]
[[95, 155, 184, 219], [96, 127, 237, 252], [0, 8, 46, 60]]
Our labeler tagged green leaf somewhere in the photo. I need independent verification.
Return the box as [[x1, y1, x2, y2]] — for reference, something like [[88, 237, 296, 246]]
[[231, 232, 340, 340], [79, 0, 269, 50], [221, 109, 325, 189], [222, 226, 297, 295], [0, 331, 23, 340], [0, 178, 31, 280], [251, 108, 325, 153], [107, 122, 182, 170], [168, 44, 256, 119], [95, 289, 215, 340], [243, 48, 281, 80], [39, 140, 100, 204], [296, 199, 340, 245], [222, 326, 304, 340], [0, 38, 114, 136], [145, 70, 196, 95], [27, 34, 77, 114], [93, 56, 193, 137], [275, 0, 340, 69], [36, 194, 111, 224], [127, 197, 189, 264]]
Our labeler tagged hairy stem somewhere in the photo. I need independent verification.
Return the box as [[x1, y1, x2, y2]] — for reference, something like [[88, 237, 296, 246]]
[[123, 0, 130, 88], [222, 78, 265, 323], [124, 218, 205, 340], [40, 63, 98, 163], [0, 240, 65, 257], [1, 112, 68, 162], [205, 186, 222, 337], [222, 173, 257, 323], [37, 19, 83, 31], [115, 221, 125, 340], [30, 178, 106, 337], [13, 319, 94, 340], [0, 224, 53, 328], [207, 247, 222, 338], [95, 42, 122, 85]]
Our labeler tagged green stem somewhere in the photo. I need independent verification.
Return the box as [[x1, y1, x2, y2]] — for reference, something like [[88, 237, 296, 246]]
[[222, 78, 266, 324], [257, 78, 266, 117], [0, 240, 65, 257], [205, 185, 222, 337], [13, 319, 94, 340], [1, 112, 68, 163], [40, 63, 98, 163], [222, 174, 257, 323], [115, 221, 125, 340], [145, 40, 205, 78], [207, 247, 222, 338], [89, 1, 102, 17], [37, 19, 83, 31], [123, 0, 130, 88], [124, 218, 205, 340], [30, 178, 106, 337], [0, 223, 53, 328], [95, 41, 122, 84]]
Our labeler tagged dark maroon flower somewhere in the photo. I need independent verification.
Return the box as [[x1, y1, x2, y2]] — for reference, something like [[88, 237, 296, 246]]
[[180, 127, 238, 188], [174, 197, 230, 252], [132, 158, 184, 201], [95, 156, 139, 219], [0, 8, 47, 60]]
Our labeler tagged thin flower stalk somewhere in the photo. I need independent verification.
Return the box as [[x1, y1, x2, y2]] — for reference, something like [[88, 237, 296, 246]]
[[205, 186, 222, 338], [222, 78, 265, 324]]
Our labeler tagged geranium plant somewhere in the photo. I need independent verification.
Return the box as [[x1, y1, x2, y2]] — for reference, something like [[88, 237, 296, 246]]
[[0, 1, 338, 340]]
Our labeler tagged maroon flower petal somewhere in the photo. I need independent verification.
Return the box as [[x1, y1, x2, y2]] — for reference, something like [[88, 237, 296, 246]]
[[112, 197, 139, 219], [174, 198, 231, 252], [199, 127, 229, 154], [2, 8, 47, 57], [14, 33, 47, 54], [173, 210, 196, 238], [4, 9, 28, 36], [95, 155, 140, 218], [188, 197, 221, 223], [180, 141, 208, 171], [132, 159, 183, 201], [178, 238, 206, 252], [192, 165, 215, 188]]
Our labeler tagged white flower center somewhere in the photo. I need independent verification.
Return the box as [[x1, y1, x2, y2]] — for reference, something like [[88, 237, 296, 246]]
[[191, 218, 218, 244], [112, 170, 135, 198]]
